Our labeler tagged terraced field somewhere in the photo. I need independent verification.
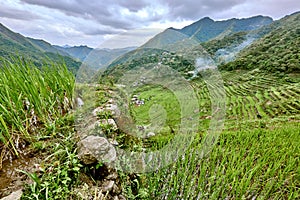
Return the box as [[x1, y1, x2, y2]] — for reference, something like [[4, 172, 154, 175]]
[[195, 70, 300, 127], [126, 69, 300, 199], [131, 69, 300, 133]]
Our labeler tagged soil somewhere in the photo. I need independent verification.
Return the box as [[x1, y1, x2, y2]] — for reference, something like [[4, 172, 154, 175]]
[[0, 153, 42, 198]]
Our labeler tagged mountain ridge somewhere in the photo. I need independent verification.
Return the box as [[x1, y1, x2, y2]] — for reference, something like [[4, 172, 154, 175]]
[[0, 23, 81, 71], [141, 15, 273, 49]]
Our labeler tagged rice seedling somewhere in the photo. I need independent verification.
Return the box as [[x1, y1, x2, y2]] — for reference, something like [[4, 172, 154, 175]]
[[0, 57, 75, 158]]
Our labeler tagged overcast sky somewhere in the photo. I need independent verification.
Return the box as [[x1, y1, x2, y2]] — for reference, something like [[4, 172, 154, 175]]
[[0, 0, 299, 48]]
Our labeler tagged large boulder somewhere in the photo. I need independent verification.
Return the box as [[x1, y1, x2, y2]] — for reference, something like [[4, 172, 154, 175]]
[[77, 136, 116, 165]]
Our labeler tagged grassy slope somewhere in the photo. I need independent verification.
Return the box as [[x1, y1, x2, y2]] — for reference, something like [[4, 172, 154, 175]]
[[0, 23, 81, 72], [123, 69, 300, 199], [220, 12, 300, 73]]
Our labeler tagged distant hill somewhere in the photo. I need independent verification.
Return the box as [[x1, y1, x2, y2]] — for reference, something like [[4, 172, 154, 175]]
[[179, 16, 273, 41], [54, 45, 93, 61], [103, 11, 300, 81], [0, 23, 81, 72], [141, 15, 273, 50], [220, 11, 300, 73], [141, 28, 199, 50], [109, 15, 274, 71], [55, 45, 136, 70], [27, 37, 70, 56]]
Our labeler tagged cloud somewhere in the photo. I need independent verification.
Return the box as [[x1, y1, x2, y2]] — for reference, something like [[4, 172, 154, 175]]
[[162, 0, 247, 20], [0, 4, 40, 20], [99, 28, 163, 49], [1, 0, 299, 48], [20, 0, 165, 30]]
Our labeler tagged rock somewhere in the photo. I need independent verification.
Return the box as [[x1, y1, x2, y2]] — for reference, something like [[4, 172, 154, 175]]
[[105, 104, 120, 116], [108, 99, 114, 104], [92, 107, 104, 117], [102, 180, 115, 192], [114, 196, 119, 200], [76, 97, 84, 107], [0, 189, 23, 200], [86, 121, 100, 131], [108, 139, 119, 146], [113, 184, 121, 194], [118, 194, 126, 200], [77, 136, 116, 165], [146, 132, 156, 138], [106, 172, 118, 180], [100, 119, 118, 130], [78, 120, 103, 140]]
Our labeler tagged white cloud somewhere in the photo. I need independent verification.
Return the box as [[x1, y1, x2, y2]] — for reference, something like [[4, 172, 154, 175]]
[[0, 0, 299, 47]]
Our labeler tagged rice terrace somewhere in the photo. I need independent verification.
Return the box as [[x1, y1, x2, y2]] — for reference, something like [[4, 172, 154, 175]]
[[0, 1, 299, 200]]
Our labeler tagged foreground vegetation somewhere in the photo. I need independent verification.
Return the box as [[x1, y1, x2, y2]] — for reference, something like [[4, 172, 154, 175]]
[[0, 58, 80, 199], [141, 123, 299, 199], [0, 58, 74, 158]]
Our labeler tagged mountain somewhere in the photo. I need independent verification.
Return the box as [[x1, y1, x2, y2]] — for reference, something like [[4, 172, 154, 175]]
[[108, 15, 274, 70], [55, 45, 136, 70], [141, 15, 273, 50], [27, 37, 70, 56], [180, 16, 273, 41], [103, 11, 299, 81], [54, 45, 93, 61], [0, 23, 81, 72], [220, 11, 300, 73]]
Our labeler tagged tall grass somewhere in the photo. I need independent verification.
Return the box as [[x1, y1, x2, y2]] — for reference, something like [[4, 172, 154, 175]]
[[0, 57, 75, 157], [139, 123, 300, 199]]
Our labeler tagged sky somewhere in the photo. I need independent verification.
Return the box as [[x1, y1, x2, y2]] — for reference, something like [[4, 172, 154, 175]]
[[0, 0, 299, 48]]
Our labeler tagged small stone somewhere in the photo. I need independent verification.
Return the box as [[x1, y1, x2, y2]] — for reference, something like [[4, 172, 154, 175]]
[[106, 172, 118, 180], [86, 121, 100, 131], [146, 132, 155, 137], [76, 97, 84, 107], [118, 194, 126, 200], [113, 196, 119, 200], [102, 180, 115, 192], [108, 99, 114, 104], [0, 189, 23, 200], [92, 107, 104, 117], [105, 104, 120, 116], [109, 139, 119, 146]]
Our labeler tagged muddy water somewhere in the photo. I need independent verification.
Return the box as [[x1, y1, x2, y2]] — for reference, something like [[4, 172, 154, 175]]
[[0, 154, 41, 198]]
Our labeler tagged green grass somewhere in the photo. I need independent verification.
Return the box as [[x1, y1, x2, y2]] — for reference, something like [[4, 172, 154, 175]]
[[0, 57, 84, 199], [130, 85, 181, 133], [0, 57, 74, 157], [139, 122, 300, 199], [120, 69, 300, 199], [19, 114, 83, 200]]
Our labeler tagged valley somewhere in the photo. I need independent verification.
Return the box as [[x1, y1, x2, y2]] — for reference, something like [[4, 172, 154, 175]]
[[0, 9, 299, 200]]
